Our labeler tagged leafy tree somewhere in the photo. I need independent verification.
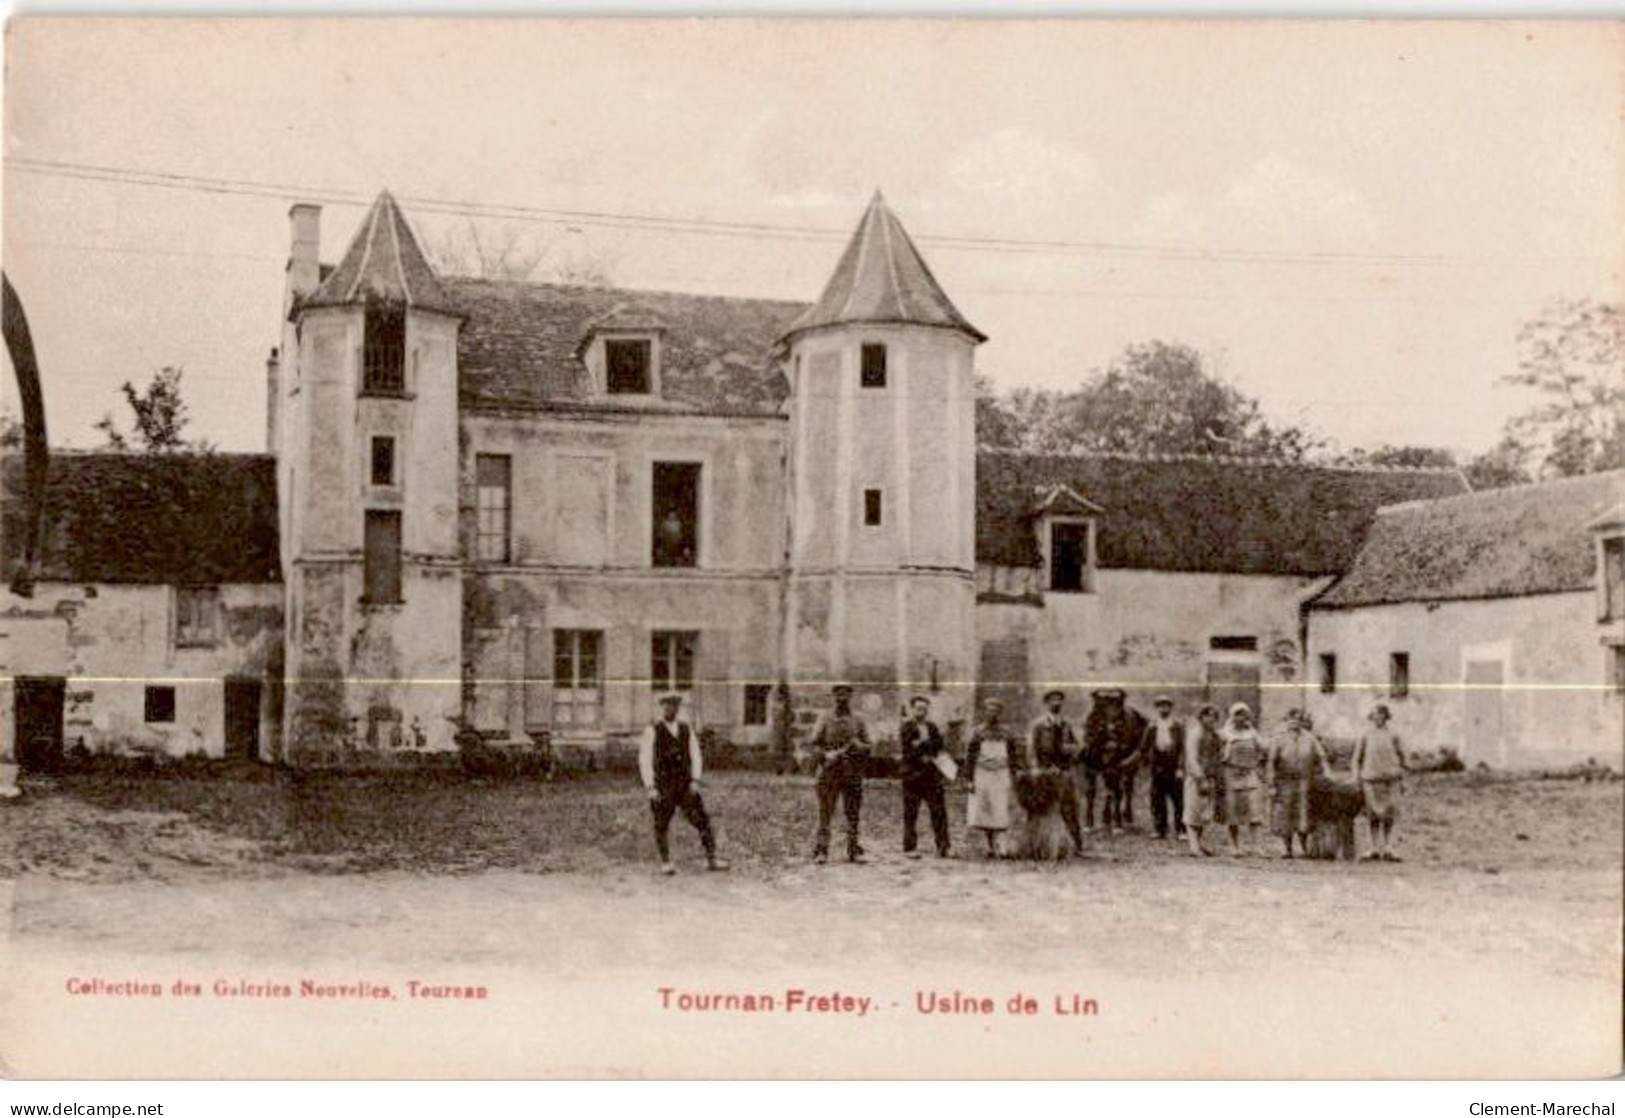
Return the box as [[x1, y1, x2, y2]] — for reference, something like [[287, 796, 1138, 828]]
[[978, 340, 1322, 461], [1502, 297, 1624, 478], [1334, 443, 1459, 470], [1464, 434, 1533, 490], [94, 366, 199, 452]]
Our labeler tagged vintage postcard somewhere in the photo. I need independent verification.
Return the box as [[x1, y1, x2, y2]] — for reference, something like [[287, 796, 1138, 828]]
[[0, 17, 1620, 1080]]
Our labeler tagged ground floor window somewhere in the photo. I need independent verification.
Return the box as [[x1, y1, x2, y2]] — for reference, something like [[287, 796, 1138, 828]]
[[1612, 645, 1625, 696], [1390, 651, 1410, 698], [1318, 653, 1338, 694], [651, 630, 698, 695], [553, 629, 603, 727], [743, 683, 772, 726], [144, 685, 176, 724]]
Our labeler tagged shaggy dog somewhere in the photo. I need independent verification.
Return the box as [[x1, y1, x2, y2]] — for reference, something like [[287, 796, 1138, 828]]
[[1306, 774, 1364, 860]]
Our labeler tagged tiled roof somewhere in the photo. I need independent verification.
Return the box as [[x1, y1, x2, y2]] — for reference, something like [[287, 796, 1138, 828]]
[[977, 450, 1470, 576], [1, 452, 281, 585], [779, 192, 985, 346], [1313, 469, 1625, 608], [302, 191, 456, 315], [449, 277, 803, 416]]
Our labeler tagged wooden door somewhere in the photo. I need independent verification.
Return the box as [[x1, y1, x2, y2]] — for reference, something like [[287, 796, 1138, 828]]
[[1206, 659, 1263, 725], [1464, 659, 1504, 766], [224, 678, 262, 761], [15, 676, 65, 772]]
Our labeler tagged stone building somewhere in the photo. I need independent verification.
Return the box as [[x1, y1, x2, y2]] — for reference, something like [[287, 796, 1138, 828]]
[[9, 187, 1583, 769], [263, 188, 1469, 763], [1305, 469, 1625, 767], [1, 453, 283, 767]]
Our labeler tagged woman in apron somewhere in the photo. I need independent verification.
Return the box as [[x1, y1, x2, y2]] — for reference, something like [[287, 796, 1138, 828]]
[[965, 698, 1022, 858], [1268, 708, 1330, 859]]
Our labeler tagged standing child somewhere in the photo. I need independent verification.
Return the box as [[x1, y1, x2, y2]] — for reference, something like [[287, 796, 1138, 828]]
[[965, 698, 1022, 858], [1219, 702, 1265, 857], [1182, 704, 1225, 857], [1351, 704, 1407, 862]]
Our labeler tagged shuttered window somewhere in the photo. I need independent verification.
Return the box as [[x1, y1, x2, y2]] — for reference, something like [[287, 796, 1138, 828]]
[[363, 510, 403, 604]]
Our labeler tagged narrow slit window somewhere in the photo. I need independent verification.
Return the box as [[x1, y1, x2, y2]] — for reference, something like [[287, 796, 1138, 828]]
[[863, 489, 883, 527], [860, 343, 887, 388], [1390, 652, 1410, 698], [370, 436, 395, 486], [1319, 653, 1338, 694]]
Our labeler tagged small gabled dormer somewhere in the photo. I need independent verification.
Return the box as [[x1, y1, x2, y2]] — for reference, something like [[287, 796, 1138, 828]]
[[575, 303, 667, 401], [1033, 483, 1103, 594]]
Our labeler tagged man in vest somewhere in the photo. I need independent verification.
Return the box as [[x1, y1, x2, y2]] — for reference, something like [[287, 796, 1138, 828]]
[[639, 692, 728, 875], [811, 683, 872, 865], [899, 694, 951, 859], [1029, 688, 1085, 854], [1140, 693, 1187, 840]]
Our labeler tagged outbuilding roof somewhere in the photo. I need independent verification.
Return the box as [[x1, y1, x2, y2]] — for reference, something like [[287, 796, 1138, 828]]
[[976, 450, 1470, 576], [1312, 468, 1625, 608], [1, 452, 281, 586]]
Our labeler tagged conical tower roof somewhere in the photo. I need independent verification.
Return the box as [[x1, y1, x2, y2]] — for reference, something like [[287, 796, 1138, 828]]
[[302, 190, 457, 315], [779, 192, 985, 346]]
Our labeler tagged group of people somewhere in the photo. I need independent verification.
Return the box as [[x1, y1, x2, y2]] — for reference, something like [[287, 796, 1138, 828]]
[[636, 684, 1408, 873]]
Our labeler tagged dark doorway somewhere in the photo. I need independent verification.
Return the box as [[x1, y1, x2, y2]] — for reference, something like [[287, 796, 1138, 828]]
[[225, 678, 262, 761], [15, 675, 65, 773]]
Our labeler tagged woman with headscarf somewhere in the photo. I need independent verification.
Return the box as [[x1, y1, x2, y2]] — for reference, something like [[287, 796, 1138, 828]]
[[1267, 708, 1330, 859], [1219, 702, 1265, 857]]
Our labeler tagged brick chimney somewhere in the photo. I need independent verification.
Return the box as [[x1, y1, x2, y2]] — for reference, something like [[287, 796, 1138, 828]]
[[265, 346, 280, 454], [284, 203, 321, 315]]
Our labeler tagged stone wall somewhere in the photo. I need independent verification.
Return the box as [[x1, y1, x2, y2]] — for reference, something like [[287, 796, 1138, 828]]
[[1306, 592, 1624, 768]]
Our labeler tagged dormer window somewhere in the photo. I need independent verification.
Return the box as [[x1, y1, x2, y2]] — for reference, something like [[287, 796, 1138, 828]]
[[1047, 520, 1094, 593], [1032, 484, 1103, 595], [362, 305, 406, 395], [606, 338, 653, 395]]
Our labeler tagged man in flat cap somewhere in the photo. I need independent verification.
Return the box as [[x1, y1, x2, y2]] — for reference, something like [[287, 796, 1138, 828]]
[[810, 683, 872, 864], [639, 692, 728, 875], [1140, 694, 1187, 840], [1029, 688, 1085, 854]]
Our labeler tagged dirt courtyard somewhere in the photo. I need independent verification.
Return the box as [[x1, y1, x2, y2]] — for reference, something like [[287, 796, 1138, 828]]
[[2, 767, 1620, 982]]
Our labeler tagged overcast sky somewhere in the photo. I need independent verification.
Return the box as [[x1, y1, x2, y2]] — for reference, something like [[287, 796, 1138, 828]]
[[2, 18, 1620, 456]]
